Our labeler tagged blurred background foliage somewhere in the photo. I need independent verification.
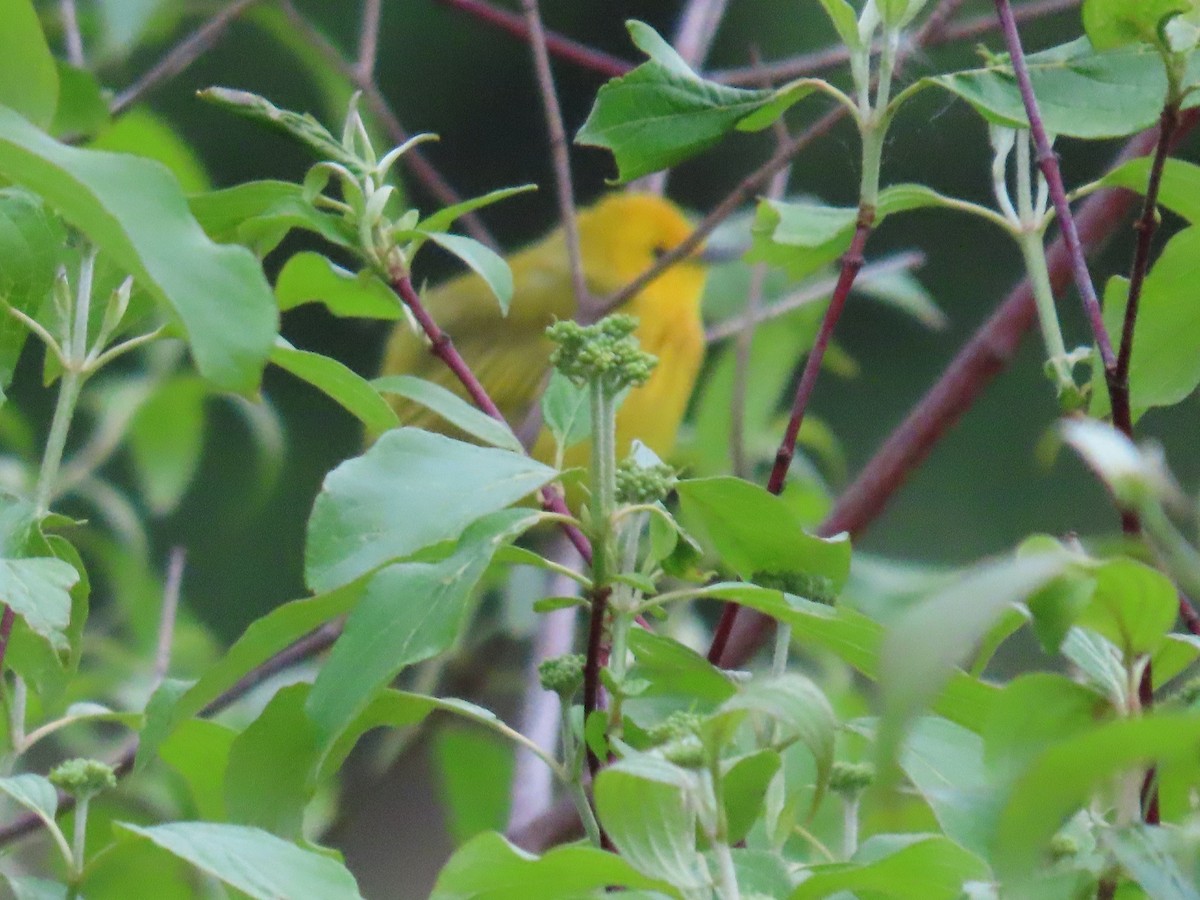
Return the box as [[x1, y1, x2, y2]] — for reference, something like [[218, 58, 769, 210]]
[[17, 1, 1200, 894]]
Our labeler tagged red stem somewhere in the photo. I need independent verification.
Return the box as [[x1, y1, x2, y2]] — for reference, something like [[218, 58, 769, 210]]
[[992, 0, 1116, 372], [581, 586, 611, 778], [432, 0, 631, 79], [389, 272, 592, 562], [0, 607, 14, 675]]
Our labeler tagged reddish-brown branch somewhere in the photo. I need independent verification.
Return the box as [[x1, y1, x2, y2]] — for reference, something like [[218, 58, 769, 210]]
[[432, 0, 631, 79], [389, 273, 592, 561], [581, 586, 611, 777], [0, 607, 15, 675]]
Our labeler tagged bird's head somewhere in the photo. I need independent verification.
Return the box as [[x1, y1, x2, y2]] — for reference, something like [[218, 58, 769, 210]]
[[575, 193, 706, 299]]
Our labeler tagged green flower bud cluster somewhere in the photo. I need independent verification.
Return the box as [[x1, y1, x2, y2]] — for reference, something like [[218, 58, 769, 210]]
[[616, 458, 677, 505], [647, 711, 705, 745], [547, 316, 657, 395], [49, 759, 117, 799], [538, 653, 586, 697], [752, 570, 837, 606], [1048, 833, 1080, 861], [829, 761, 875, 795], [661, 735, 707, 768]]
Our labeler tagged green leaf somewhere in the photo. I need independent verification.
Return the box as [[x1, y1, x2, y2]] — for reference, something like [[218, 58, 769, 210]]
[[899, 717, 1001, 858], [0, 0, 58, 129], [0, 107, 277, 392], [625, 627, 736, 720], [275, 252, 399, 319], [418, 184, 537, 234], [0, 188, 66, 387], [306, 510, 543, 745], [304, 427, 556, 592], [929, 38, 1200, 139], [982, 673, 1106, 780], [188, 180, 353, 256], [1027, 571, 1096, 655], [676, 476, 851, 588], [1082, 0, 1191, 49], [271, 338, 398, 440], [373, 374, 522, 452], [159, 718, 237, 822], [89, 108, 208, 193], [541, 371, 592, 450], [116, 821, 364, 900], [816, 0, 863, 49], [1077, 557, 1178, 656], [992, 712, 1200, 879], [424, 232, 514, 314], [595, 754, 708, 891], [224, 683, 318, 840], [877, 549, 1074, 772], [3, 876, 69, 900], [879, 0, 932, 28], [0, 774, 58, 831], [722, 751, 781, 844], [1061, 627, 1130, 704], [430, 831, 669, 899], [433, 725, 513, 844], [576, 21, 808, 182], [1101, 156, 1200, 224], [0, 547, 77, 654], [127, 376, 207, 515], [49, 64, 109, 141], [1097, 227, 1200, 418], [789, 834, 989, 900], [135, 581, 363, 766], [1104, 825, 1200, 898]]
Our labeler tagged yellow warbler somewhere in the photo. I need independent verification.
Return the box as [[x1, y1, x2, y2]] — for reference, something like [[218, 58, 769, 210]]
[[381, 193, 710, 463]]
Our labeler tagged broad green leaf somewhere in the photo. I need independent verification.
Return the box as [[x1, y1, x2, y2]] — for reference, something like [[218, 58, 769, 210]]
[[748, 185, 951, 280], [159, 718, 236, 822], [541, 371, 592, 450], [676, 476, 851, 588], [877, 550, 1074, 772], [424, 232, 513, 314], [0, 107, 277, 392], [0, 551, 77, 653], [705, 674, 836, 815], [0, 188, 66, 386], [271, 339, 398, 440], [4, 875, 69, 900], [790, 834, 988, 899], [1101, 156, 1200, 224], [1152, 632, 1200, 687], [1061, 627, 1129, 704], [188, 180, 353, 256], [1082, 0, 1191, 49], [136, 677, 193, 772], [127, 376, 207, 515], [1104, 825, 1200, 898], [373, 374, 522, 452], [731, 849, 794, 897], [117, 821, 364, 900], [1026, 570, 1096, 655], [433, 725, 513, 844], [625, 627, 736, 723], [595, 754, 708, 891], [304, 427, 555, 592], [0, 774, 58, 830], [225, 684, 320, 840], [899, 717, 1001, 858], [689, 582, 999, 732], [50, 64, 109, 140], [0, 0, 58, 129], [722, 751, 781, 844], [136, 581, 363, 766], [306, 510, 543, 744], [97, 0, 180, 58], [430, 831, 670, 899], [576, 21, 812, 182], [982, 674, 1105, 780], [275, 252, 398, 319], [817, 0, 863, 49], [929, 38, 1200, 139], [1078, 557, 1178, 656], [992, 712, 1200, 878], [879, 0, 932, 28], [90, 109, 208, 193], [1097, 228, 1200, 418], [1058, 417, 1164, 509]]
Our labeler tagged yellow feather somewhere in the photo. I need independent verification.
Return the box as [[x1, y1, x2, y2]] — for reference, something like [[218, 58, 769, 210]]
[[381, 193, 708, 465]]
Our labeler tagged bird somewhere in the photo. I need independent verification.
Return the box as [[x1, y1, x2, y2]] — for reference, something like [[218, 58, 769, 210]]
[[380, 193, 712, 467]]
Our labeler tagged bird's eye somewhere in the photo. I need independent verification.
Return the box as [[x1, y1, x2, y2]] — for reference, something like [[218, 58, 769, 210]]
[[650, 244, 669, 260]]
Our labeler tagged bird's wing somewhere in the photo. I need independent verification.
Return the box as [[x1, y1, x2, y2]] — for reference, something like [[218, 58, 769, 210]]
[[380, 251, 570, 437]]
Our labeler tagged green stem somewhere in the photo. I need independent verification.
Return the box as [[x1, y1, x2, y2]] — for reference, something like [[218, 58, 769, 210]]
[[33, 370, 82, 518], [71, 795, 90, 877], [842, 795, 860, 859], [588, 384, 616, 588], [1016, 230, 1073, 389], [772, 623, 791, 678]]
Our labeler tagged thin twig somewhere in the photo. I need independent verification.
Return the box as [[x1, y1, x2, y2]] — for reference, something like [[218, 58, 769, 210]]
[[356, 0, 384, 81], [992, 0, 1115, 371], [431, 0, 631, 79], [153, 548, 186, 687], [278, 0, 498, 249], [703, 251, 926, 343], [519, 0, 589, 313], [60, 0, 85, 68], [389, 272, 592, 561], [715, 111, 1200, 669], [111, 0, 266, 115], [713, 0, 1077, 86]]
